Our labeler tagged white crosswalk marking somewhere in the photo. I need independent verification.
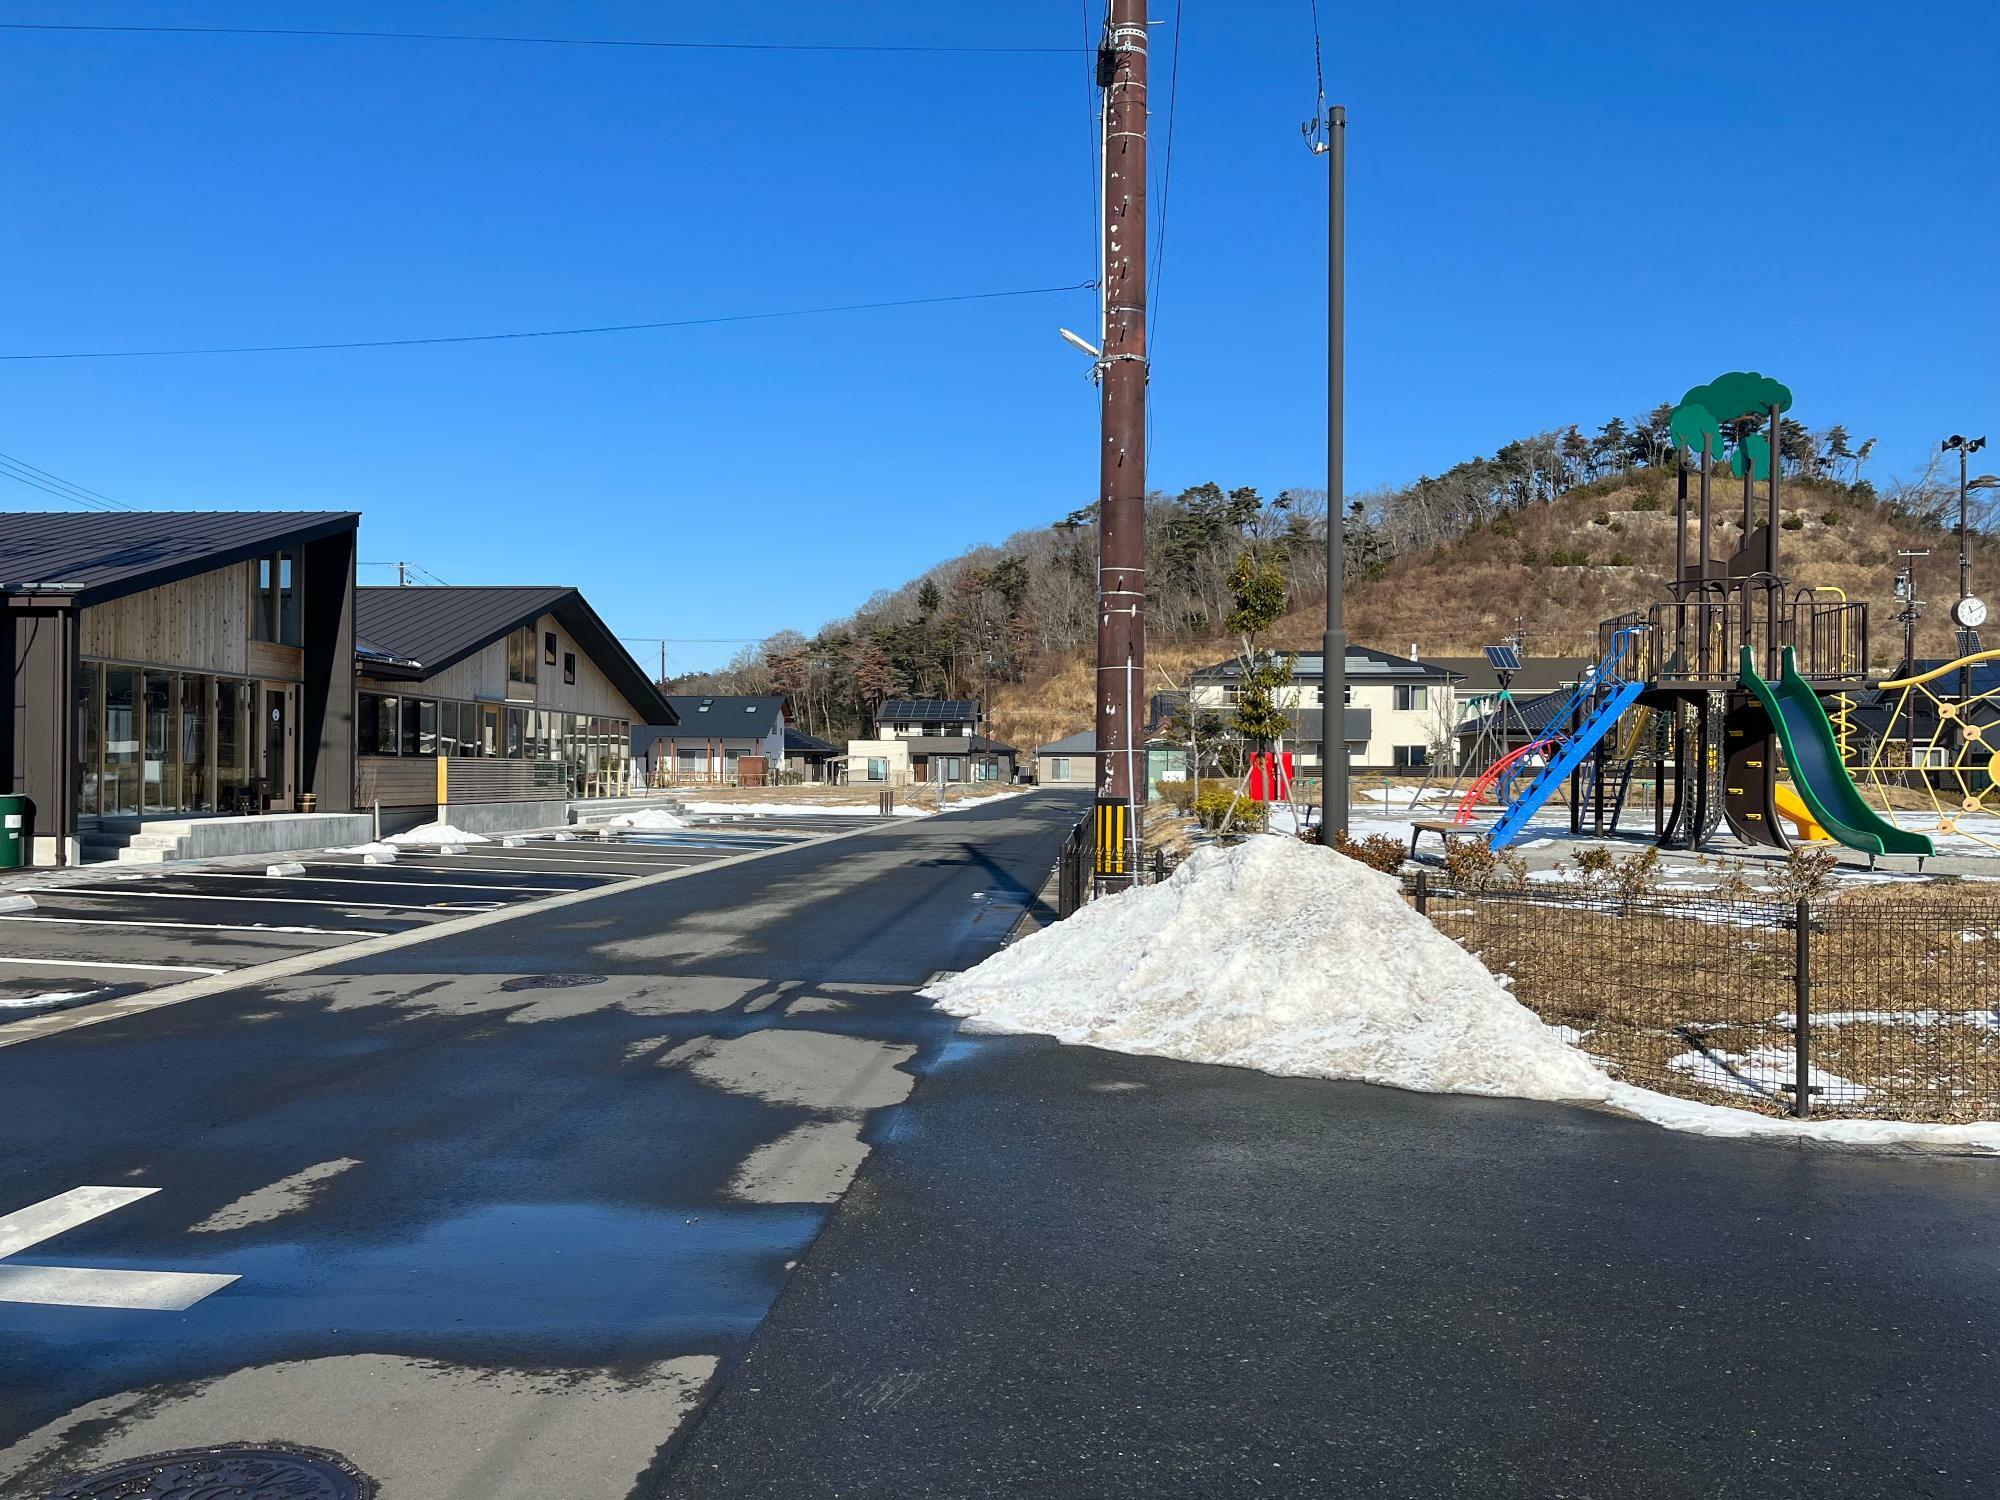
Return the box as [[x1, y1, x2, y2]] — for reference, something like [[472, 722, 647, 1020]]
[[0, 1186, 238, 1311]]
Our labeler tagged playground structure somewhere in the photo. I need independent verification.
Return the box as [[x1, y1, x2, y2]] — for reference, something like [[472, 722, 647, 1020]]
[[1859, 652, 2000, 852], [1463, 371, 1937, 862]]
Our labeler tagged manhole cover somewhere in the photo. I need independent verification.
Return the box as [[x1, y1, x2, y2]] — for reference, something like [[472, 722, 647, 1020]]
[[48, 1443, 375, 1499], [498, 973, 607, 991]]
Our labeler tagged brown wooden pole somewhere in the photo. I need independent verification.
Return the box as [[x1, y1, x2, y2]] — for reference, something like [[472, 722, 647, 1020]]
[[1094, 0, 1148, 887]]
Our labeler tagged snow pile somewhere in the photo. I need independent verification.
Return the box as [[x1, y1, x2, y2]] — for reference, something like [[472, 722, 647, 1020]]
[[607, 808, 686, 831], [332, 841, 398, 859], [385, 822, 490, 848], [927, 837, 1611, 1104]]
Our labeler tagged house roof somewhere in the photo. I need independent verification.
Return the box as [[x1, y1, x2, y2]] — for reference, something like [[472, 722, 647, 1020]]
[[1429, 655, 1590, 694], [356, 585, 672, 723], [1038, 730, 1098, 755], [784, 725, 838, 755], [1192, 645, 1460, 683], [647, 695, 787, 739], [0, 510, 358, 607], [877, 698, 978, 723], [1456, 692, 1574, 741]]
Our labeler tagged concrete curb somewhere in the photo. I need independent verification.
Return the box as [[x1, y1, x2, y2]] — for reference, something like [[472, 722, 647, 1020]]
[[0, 817, 906, 1051]]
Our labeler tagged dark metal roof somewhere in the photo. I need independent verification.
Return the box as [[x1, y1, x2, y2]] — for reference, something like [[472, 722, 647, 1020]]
[[1038, 730, 1098, 755], [877, 698, 978, 723], [784, 726, 839, 755], [0, 510, 357, 606], [902, 734, 1016, 755], [1193, 645, 1459, 683], [662, 695, 787, 734], [1429, 655, 1589, 694], [1456, 692, 1571, 741], [356, 585, 673, 724]]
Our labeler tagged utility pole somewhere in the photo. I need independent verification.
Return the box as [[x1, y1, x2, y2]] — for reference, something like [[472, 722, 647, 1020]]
[[1316, 105, 1349, 845], [1944, 434, 1988, 723], [397, 561, 408, 587], [1896, 550, 1927, 767], [1092, 0, 1148, 889]]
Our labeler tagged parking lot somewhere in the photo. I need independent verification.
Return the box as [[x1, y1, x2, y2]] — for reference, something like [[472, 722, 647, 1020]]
[[0, 812, 895, 1025]]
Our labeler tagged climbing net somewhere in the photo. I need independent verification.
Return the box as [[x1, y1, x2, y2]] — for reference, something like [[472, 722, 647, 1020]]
[[1858, 652, 2000, 853]]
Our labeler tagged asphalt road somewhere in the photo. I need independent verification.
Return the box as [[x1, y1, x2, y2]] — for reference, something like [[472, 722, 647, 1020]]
[[0, 790, 1085, 1497], [658, 1035, 2000, 1498], [8, 783, 1997, 1498]]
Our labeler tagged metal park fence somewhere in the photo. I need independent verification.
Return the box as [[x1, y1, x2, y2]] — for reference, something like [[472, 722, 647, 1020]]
[[1407, 874, 2000, 1123], [1051, 816, 1189, 920]]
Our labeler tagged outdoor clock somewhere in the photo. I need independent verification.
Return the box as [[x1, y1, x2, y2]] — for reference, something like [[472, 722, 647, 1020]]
[[1953, 595, 1988, 629]]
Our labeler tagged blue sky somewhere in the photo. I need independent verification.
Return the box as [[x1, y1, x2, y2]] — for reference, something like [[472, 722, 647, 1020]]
[[4, 1, 1993, 672]]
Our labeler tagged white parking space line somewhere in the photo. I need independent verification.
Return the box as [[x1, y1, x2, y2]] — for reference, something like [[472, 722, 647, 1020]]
[[0, 1186, 238, 1311], [0, 914, 384, 937], [302, 860, 621, 881], [186, 871, 580, 896], [402, 847, 723, 866], [46, 888, 504, 914], [392, 855, 706, 875], [0, 956, 227, 975]]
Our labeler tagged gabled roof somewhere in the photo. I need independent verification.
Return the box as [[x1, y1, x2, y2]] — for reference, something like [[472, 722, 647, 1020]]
[[356, 585, 672, 723], [1429, 655, 1590, 694], [659, 694, 786, 736], [0, 510, 358, 606], [877, 698, 978, 723], [1038, 730, 1098, 755], [784, 725, 838, 755], [1192, 645, 1460, 683]]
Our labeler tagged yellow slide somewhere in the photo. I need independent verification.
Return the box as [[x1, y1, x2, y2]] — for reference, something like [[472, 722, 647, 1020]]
[[1774, 783, 1832, 843]]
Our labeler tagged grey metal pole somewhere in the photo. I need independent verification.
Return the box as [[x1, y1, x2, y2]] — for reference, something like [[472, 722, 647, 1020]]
[[1318, 104, 1349, 844], [1793, 898, 1812, 1119]]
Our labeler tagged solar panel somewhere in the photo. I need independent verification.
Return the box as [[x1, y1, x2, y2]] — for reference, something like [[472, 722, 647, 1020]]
[[1484, 645, 1522, 672]]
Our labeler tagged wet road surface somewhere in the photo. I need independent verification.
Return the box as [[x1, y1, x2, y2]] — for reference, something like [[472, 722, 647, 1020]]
[[0, 791, 1084, 1497]]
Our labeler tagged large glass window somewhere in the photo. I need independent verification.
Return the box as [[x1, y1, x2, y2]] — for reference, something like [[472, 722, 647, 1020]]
[[1394, 684, 1428, 712], [142, 671, 176, 813], [358, 693, 399, 755], [506, 707, 526, 758], [102, 668, 141, 816], [216, 679, 252, 807], [181, 674, 212, 811], [75, 662, 101, 819], [250, 552, 303, 646], [867, 757, 888, 782], [507, 626, 538, 686]]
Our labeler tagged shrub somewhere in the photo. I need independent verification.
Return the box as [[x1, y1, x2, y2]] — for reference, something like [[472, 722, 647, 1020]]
[[1519, 546, 1541, 566], [1609, 845, 1660, 901], [1332, 829, 1407, 873], [1490, 514, 1517, 538], [1592, 510, 1612, 528], [1607, 551, 1635, 567], [1777, 843, 1840, 904], [1548, 547, 1590, 566], [1570, 845, 1614, 887], [1192, 783, 1268, 833], [1821, 508, 1842, 527], [1630, 494, 1661, 512], [1444, 838, 1496, 890], [1154, 777, 1194, 812], [1781, 512, 1805, 531]]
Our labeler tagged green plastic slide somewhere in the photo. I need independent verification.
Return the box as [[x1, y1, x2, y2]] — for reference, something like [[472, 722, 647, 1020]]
[[1737, 646, 1933, 858]]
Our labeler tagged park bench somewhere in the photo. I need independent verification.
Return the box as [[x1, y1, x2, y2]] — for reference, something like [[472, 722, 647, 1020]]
[[1408, 819, 1487, 859]]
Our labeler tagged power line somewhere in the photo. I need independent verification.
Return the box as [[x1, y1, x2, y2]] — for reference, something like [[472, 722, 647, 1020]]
[[1304, 0, 1330, 148], [0, 450, 136, 511], [0, 280, 1098, 362], [0, 22, 1083, 56]]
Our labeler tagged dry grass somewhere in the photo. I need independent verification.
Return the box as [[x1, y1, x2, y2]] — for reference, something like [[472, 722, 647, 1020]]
[[1420, 882, 2000, 1122]]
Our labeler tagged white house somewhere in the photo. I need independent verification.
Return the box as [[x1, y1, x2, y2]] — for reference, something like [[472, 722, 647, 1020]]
[[1185, 646, 1462, 773]]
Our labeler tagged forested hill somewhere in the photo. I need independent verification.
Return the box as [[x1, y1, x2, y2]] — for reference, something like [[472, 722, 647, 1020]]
[[670, 407, 1990, 752]]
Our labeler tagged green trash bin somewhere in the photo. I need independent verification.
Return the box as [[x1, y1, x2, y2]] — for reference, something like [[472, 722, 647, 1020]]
[[0, 796, 31, 869]]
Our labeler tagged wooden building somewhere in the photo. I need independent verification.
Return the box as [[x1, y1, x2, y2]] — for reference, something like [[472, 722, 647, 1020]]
[[0, 511, 359, 864], [354, 585, 673, 831]]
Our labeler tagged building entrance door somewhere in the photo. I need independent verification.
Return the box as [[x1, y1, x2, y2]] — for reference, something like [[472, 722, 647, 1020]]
[[261, 683, 296, 809]]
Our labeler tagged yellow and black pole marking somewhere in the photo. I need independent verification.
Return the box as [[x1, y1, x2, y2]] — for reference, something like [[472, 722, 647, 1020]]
[[1094, 798, 1128, 875]]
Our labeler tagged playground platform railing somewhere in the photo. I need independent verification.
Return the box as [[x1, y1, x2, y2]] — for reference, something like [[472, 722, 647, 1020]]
[[1601, 591, 1869, 686], [1407, 873, 2000, 1124]]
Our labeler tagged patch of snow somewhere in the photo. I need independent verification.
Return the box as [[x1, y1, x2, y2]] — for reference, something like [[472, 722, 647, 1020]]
[[385, 822, 490, 848], [925, 835, 2000, 1153], [1667, 1045, 1866, 1103], [606, 808, 687, 831], [332, 841, 398, 859], [925, 838, 1610, 1104], [0, 988, 105, 1011]]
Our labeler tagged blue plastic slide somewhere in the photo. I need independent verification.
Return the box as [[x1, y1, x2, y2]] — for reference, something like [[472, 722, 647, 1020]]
[[1487, 628, 1646, 851]]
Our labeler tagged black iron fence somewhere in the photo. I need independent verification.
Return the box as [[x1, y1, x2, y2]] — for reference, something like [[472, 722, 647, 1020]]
[[1407, 873, 2000, 1123], [1051, 817, 1190, 920]]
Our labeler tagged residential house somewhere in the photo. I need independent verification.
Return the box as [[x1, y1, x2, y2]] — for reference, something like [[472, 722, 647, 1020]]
[[782, 725, 839, 783], [1186, 647, 1461, 773], [632, 695, 788, 786], [0, 510, 359, 864], [355, 585, 671, 833], [1033, 728, 1187, 794], [847, 698, 1016, 785], [1429, 655, 1589, 731]]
